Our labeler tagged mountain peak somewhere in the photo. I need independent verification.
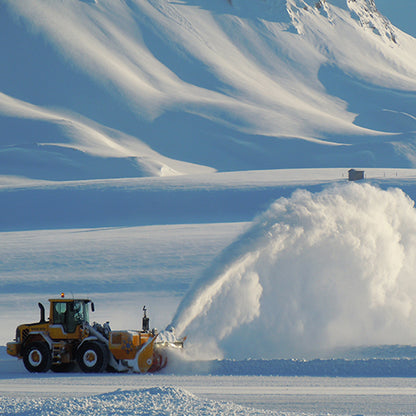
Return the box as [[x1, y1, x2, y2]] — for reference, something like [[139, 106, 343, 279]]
[[347, 0, 397, 43]]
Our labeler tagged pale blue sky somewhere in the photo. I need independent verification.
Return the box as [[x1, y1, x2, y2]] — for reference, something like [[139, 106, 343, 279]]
[[376, 0, 416, 37]]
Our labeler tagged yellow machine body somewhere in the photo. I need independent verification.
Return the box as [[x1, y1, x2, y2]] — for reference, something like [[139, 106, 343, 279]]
[[6, 296, 181, 374], [109, 330, 153, 360]]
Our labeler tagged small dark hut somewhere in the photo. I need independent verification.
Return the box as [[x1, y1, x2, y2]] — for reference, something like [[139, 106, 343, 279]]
[[348, 169, 365, 181]]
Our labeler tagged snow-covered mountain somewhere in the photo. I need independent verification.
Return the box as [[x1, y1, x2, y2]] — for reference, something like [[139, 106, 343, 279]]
[[2, 4, 416, 413], [2, 0, 416, 350], [1, 0, 415, 180]]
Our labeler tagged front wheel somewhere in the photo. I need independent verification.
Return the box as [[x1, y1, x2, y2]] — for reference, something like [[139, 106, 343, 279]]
[[22, 342, 52, 373], [76, 342, 108, 373]]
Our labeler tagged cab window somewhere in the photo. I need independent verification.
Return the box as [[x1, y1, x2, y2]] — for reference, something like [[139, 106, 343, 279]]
[[53, 302, 67, 326], [52, 301, 89, 333]]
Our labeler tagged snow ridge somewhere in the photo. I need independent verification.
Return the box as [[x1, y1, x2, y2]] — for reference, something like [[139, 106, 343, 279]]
[[346, 0, 398, 43]]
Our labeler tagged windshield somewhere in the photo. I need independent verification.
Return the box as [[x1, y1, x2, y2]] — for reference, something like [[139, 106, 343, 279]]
[[72, 301, 89, 325], [52, 300, 90, 333]]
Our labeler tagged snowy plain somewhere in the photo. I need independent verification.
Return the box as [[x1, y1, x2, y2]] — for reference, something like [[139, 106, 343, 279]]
[[3, 171, 416, 415], [1, 0, 416, 414]]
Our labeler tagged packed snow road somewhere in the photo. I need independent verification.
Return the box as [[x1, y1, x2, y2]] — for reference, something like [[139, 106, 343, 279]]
[[2, 349, 416, 415]]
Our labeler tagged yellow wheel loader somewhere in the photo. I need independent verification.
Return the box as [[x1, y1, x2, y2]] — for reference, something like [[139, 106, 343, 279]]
[[6, 295, 184, 373]]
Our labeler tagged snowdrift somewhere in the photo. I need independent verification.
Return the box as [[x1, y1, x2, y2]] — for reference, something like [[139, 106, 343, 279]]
[[0, 386, 275, 416]]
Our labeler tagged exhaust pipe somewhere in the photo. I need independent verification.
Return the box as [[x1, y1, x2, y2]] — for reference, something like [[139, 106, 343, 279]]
[[38, 302, 46, 323]]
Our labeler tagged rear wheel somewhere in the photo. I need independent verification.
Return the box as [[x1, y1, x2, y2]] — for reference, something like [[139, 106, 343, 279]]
[[22, 342, 52, 373], [76, 341, 108, 373]]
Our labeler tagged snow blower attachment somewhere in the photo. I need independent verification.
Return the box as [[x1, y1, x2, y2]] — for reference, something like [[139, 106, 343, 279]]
[[6, 295, 184, 373]]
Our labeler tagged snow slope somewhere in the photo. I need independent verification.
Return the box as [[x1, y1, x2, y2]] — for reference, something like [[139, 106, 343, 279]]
[[1, 0, 416, 179]]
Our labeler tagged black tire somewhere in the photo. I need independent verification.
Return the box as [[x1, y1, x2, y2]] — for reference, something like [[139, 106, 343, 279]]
[[76, 341, 109, 373], [22, 342, 52, 373]]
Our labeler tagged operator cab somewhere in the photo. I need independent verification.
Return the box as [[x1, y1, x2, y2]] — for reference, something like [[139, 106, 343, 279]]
[[48, 296, 93, 333]]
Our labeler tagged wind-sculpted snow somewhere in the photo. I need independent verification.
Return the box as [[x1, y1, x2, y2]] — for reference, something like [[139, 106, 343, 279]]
[[1, 0, 416, 178], [171, 183, 416, 359], [0, 387, 278, 416]]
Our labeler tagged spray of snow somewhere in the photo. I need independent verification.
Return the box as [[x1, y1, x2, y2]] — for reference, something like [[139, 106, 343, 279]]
[[170, 183, 416, 359]]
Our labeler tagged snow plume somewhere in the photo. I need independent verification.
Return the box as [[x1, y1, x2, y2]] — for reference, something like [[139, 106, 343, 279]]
[[170, 184, 416, 359]]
